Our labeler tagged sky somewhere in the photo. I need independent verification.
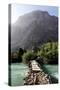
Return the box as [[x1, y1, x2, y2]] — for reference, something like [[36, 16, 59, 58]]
[[11, 4, 58, 24]]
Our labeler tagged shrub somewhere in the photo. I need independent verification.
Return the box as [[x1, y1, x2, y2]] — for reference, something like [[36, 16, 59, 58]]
[[37, 42, 58, 64], [22, 51, 37, 63]]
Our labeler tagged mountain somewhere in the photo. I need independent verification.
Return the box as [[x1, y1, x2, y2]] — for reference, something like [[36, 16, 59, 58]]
[[11, 10, 58, 52]]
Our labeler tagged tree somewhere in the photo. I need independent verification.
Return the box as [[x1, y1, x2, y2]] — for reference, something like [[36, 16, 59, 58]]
[[22, 51, 37, 64], [37, 42, 58, 64], [18, 48, 24, 62]]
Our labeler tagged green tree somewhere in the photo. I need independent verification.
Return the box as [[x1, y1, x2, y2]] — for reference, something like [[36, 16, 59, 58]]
[[18, 48, 24, 62], [22, 51, 37, 63], [37, 42, 58, 64]]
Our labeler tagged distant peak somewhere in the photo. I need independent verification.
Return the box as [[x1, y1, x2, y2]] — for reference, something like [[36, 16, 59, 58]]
[[31, 10, 49, 14]]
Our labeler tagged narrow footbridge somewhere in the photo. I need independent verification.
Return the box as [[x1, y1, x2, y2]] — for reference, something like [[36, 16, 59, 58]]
[[31, 60, 42, 72], [24, 60, 51, 85]]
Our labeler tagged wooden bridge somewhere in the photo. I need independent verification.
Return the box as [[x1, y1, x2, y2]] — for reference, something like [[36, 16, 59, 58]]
[[24, 60, 51, 85], [31, 60, 42, 72]]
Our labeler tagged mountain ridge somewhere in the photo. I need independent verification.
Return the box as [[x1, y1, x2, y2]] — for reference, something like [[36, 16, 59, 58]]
[[11, 10, 58, 52]]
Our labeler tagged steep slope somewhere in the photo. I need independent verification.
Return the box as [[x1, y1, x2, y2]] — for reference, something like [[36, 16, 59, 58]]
[[11, 10, 58, 51]]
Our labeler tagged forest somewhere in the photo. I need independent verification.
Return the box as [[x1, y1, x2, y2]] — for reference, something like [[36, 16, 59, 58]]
[[11, 42, 58, 65]]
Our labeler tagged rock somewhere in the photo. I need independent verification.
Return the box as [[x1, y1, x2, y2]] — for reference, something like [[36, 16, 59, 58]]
[[24, 61, 51, 85]]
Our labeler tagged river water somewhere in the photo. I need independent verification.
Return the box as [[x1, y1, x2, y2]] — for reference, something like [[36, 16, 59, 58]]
[[10, 63, 29, 86], [42, 65, 58, 79], [10, 63, 58, 86]]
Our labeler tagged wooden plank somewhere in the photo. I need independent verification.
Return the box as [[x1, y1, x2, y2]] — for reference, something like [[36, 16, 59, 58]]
[[31, 60, 42, 72]]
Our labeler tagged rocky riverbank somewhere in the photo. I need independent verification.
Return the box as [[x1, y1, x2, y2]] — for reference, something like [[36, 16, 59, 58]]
[[24, 60, 51, 85]]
